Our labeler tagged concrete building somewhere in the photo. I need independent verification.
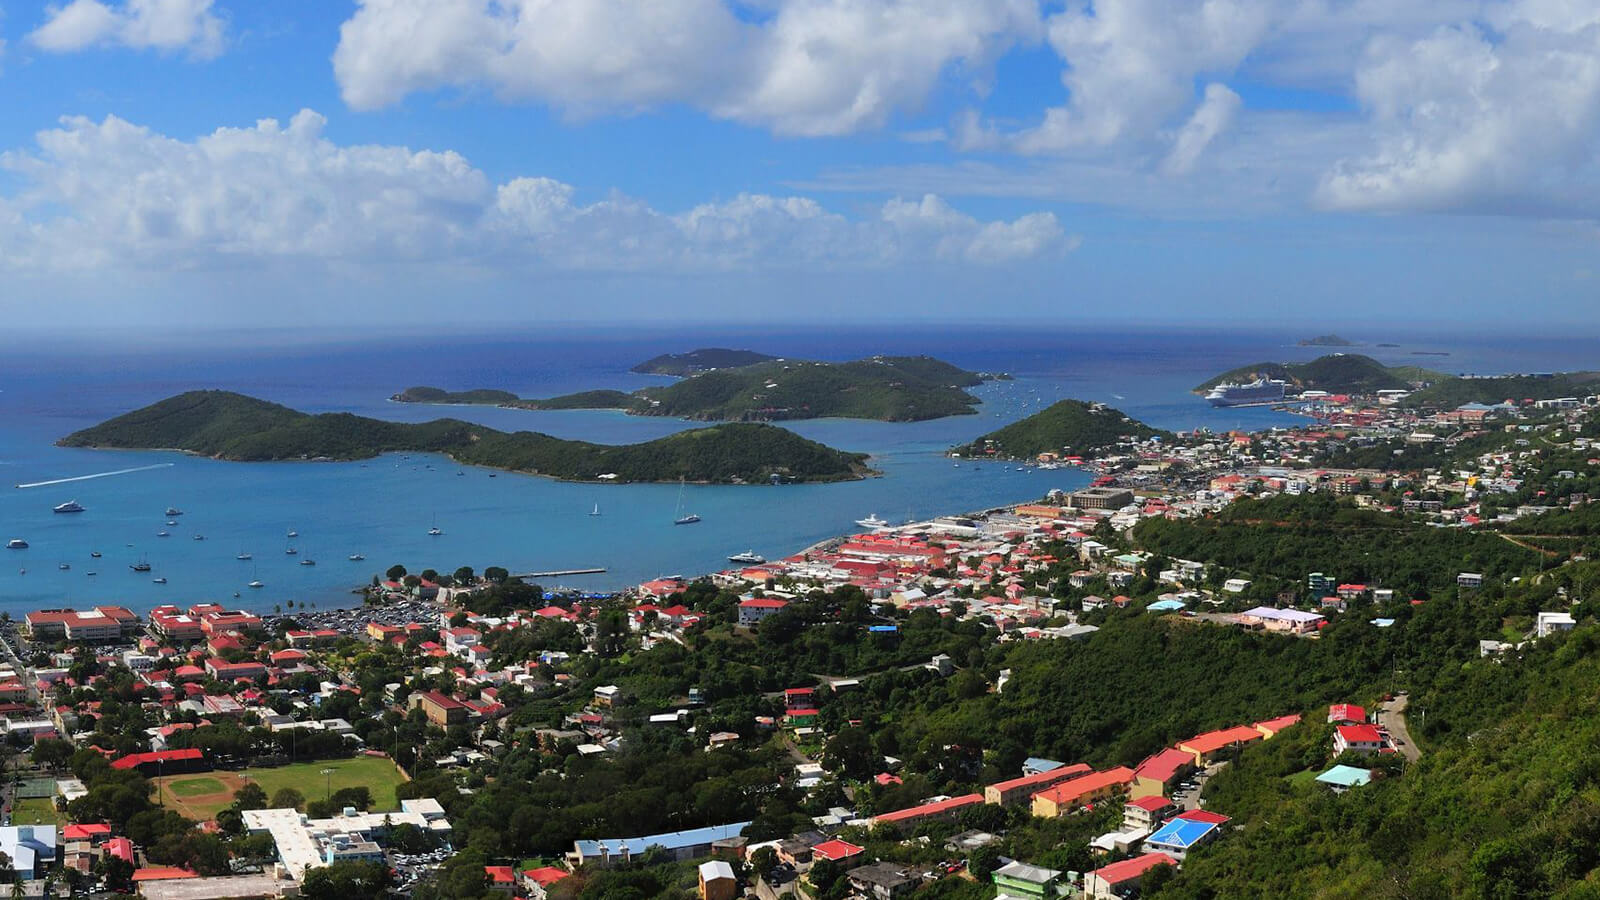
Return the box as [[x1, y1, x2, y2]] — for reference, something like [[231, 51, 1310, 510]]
[[1030, 767, 1134, 818], [242, 800, 451, 881], [24, 606, 138, 642], [568, 822, 751, 868], [846, 862, 916, 899], [1333, 724, 1387, 756], [1537, 611, 1577, 637], [983, 763, 1091, 807], [1069, 487, 1135, 510], [411, 690, 469, 726], [0, 826, 57, 880]]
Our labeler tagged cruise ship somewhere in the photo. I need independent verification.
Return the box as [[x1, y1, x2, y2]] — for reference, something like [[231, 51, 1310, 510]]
[[1205, 378, 1288, 407]]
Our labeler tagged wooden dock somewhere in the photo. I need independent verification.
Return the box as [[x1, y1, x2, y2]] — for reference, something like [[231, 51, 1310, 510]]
[[514, 568, 607, 578]]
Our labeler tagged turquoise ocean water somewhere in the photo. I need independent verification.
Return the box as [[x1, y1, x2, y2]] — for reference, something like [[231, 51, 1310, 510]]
[[0, 325, 1586, 613]]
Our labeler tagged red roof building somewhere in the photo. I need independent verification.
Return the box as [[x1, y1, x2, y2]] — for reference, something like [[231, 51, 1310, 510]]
[[812, 839, 865, 863], [872, 793, 984, 829], [1328, 704, 1367, 725], [984, 762, 1093, 807], [1086, 853, 1177, 896]]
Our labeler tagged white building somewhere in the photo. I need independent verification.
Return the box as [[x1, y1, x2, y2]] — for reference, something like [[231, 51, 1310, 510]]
[[1536, 611, 1576, 638]]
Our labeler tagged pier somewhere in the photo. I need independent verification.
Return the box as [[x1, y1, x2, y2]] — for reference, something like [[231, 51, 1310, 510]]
[[513, 568, 607, 578]]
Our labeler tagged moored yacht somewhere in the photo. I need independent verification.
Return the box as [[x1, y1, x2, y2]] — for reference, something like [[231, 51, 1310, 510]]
[[53, 500, 85, 514]]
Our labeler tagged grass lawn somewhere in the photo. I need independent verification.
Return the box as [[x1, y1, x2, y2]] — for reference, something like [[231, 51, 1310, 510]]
[[1284, 769, 1321, 788], [167, 776, 228, 797], [245, 757, 408, 812], [12, 797, 63, 826]]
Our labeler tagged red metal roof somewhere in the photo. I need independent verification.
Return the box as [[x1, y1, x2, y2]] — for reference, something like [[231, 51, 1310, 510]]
[[111, 748, 203, 770], [1090, 853, 1176, 885], [873, 793, 984, 823], [1033, 767, 1134, 806], [813, 839, 865, 861]]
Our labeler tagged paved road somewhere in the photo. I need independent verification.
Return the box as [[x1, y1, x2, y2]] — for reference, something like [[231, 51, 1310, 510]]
[[1379, 696, 1421, 763], [1175, 761, 1227, 811]]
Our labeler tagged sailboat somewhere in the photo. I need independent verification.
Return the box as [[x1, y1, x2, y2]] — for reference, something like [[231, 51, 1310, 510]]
[[590, 502, 602, 517], [673, 478, 700, 525]]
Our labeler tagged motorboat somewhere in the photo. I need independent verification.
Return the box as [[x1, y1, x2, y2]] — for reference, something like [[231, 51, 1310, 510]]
[[349, 553, 365, 561], [53, 500, 85, 514], [728, 550, 766, 564], [6, 539, 27, 550], [165, 507, 183, 516], [855, 514, 889, 529]]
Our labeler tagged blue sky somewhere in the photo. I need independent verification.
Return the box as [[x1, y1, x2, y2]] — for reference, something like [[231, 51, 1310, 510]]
[[2, 0, 1599, 332]]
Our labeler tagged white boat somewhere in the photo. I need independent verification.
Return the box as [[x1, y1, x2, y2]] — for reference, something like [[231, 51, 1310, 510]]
[[193, 534, 205, 541], [590, 503, 602, 517], [855, 514, 889, 529], [165, 507, 183, 516], [53, 500, 85, 514], [286, 529, 298, 538], [236, 552, 252, 560], [58, 563, 69, 571], [428, 526, 442, 536], [285, 546, 297, 555], [152, 577, 167, 584], [300, 558, 316, 566], [157, 531, 170, 538], [349, 553, 365, 561], [728, 550, 766, 565], [248, 580, 264, 589], [6, 539, 27, 550], [673, 478, 699, 525]]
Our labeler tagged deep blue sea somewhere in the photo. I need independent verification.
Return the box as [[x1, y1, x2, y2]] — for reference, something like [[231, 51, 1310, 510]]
[[0, 325, 1591, 614]]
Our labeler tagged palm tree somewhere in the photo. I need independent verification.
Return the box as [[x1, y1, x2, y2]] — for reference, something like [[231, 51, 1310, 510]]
[[12, 876, 24, 899]]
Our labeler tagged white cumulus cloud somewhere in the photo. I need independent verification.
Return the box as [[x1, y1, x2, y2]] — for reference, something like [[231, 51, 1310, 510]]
[[1318, 9, 1600, 215], [0, 110, 1073, 272], [332, 0, 1042, 136], [29, 0, 224, 57]]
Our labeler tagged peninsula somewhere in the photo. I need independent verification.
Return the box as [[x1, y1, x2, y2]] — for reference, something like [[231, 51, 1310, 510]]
[[954, 399, 1168, 461], [60, 391, 871, 484], [395, 350, 1007, 423], [1196, 354, 1438, 395], [1199, 354, 1600, 408]]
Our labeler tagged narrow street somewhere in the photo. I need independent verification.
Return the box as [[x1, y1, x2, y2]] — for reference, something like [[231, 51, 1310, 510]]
[[1379, 695, 1421, 763]]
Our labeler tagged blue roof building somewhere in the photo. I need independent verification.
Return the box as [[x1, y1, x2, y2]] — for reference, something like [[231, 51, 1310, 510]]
[[1316, 765, 1373, 793], [570, 822, 751, 867], [1022, 757, 1067, 776], [1144, 817, 1220, 859]]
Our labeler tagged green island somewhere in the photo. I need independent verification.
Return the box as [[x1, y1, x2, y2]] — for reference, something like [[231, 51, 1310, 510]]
[[1196, 353, 1439, 395], [1298, 333, 1354, 347], [387, 386, 520, 405], [397, 351, 1007, 422], [58, 390, 871, 484], [954, 399, 1169, 460], [630, 347, 781, 376], [391, 386, 639, 411]]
